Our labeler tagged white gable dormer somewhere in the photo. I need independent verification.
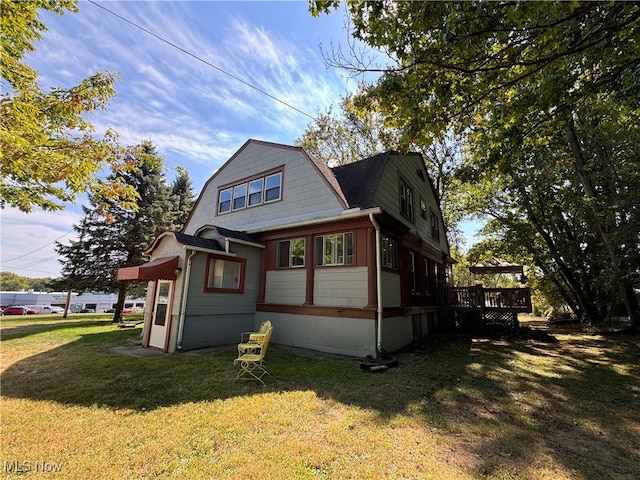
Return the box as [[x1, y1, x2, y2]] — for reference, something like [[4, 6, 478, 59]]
[[183, 140, 348, 235]]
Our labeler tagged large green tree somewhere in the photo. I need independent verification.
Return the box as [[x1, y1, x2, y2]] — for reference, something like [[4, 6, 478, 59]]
[[1, 0, 139, 213], [312, 1, 640, 328], [55, 141, 177, 321], [296, 91, 467, 244]]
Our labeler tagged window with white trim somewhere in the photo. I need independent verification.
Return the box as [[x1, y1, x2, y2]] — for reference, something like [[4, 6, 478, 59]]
[[315, 232, 353, 266], [409, 251, 417, 293], [265, 173, 282, 202], [248, 178, 264, 206], [218, 170, 282, 214], [233, 183, 247, 210], [424, 258, 431, 293], [381, 236, 398, 269], [277, 238, 305, 268], [218, 188, 232, 214], [400, 178, 414, 220]]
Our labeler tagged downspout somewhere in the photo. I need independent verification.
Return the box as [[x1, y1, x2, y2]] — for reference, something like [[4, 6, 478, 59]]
[[369, 213, 383, 355], [177, 249, 196, 350], [362, 213, 398, 371]]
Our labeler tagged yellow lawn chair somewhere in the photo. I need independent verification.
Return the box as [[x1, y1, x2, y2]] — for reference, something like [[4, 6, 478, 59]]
[[237, 320, 271, 356], [233, 325, 273, 385]]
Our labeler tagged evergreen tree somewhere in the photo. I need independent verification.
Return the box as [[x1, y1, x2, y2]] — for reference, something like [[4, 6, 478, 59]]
[[55, 141, 176, 321], [170, 168, 195, 230]]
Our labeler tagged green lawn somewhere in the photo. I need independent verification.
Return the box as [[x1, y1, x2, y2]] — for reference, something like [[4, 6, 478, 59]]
[[1, 315, 638, 479]]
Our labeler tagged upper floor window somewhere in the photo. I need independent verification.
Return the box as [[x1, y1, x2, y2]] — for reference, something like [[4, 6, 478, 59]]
[[420, 198, 427, 220], [400, 178, 414, 220], [205, 255, 246, 293], [381, 236, 398, 269], [430, 210, 440, 241], [277, 238, 305, 268], [315, 232, 354, 266], [265, 173, 282, 202], [218, 170, 282, 214]]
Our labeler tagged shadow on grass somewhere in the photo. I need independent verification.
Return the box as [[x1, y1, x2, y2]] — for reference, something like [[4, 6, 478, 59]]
[[2, 324, 639, 479]]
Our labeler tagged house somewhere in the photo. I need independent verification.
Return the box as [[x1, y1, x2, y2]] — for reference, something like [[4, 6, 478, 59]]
[[118, 139, 453, 358]]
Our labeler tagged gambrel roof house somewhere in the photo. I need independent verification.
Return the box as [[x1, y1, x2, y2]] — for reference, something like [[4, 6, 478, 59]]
[[119, 139, 453, 358]]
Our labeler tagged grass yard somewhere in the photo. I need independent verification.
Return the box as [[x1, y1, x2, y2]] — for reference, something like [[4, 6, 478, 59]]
[[1, 315, 638, 479]]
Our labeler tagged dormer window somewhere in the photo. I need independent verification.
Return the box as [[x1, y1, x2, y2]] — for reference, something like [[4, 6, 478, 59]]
[[218, 169, 283, 215]]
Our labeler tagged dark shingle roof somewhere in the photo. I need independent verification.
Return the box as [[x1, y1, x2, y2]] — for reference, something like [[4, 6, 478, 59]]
[[214, 226, 259, 244], [330, 152, 393, 209], [173, 232, 223, 251]]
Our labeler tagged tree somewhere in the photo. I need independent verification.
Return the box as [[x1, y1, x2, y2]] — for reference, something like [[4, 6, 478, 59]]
[[311, 1, 640, 329], [0, 272, 30, 291], [1, 0, 139, 213], [170, 168, 195, 229], [296, 91, 467, 244], [55, 141, 176, 321]]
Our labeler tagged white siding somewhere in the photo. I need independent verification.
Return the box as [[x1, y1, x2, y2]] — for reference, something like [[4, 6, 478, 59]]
[[185, 142, 345, 235], [313, 267, 368, 307], [264, 270, 306, 304]]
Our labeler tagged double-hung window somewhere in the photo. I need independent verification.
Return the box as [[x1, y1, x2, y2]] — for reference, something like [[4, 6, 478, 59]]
[[400, 179, 414, 220], [430, 210, 440, 241], [205, 255, 245, 293], [409, 251, 417, 293], [248, 178, 264, 206], [218, 188, 232, 214], [265, 173, 282, 202], [277, 238, 305, 268], [233, 183, 247, 210], [315, 232, 353, 266], [424, 258, 432, 293], [381, 236, 398, 269], [218, 170, 282, 214]]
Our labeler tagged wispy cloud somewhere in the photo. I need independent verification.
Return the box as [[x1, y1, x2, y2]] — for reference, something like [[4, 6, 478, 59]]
[[6, 1, 360, 278]]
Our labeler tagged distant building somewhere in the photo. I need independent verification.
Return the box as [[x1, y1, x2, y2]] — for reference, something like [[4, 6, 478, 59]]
[[0, 291, 145, 313]]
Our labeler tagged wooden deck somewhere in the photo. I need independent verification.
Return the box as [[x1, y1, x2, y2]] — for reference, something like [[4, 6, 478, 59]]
[[437, 286, 532, 332]]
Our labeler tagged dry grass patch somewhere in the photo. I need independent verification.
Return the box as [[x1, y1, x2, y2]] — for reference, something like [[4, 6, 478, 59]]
[[1, 315, 638, 479]]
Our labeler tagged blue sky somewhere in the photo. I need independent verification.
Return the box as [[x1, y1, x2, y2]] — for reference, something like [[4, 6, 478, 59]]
[[2, 0, 371, 278], [1, 0, 481, 280]]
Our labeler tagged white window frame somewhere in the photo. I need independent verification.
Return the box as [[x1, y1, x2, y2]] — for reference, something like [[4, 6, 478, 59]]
[[400, 178, 414, 221], [218, 188, 232, 214], [218, 170, 283, 215], [277, 238, 305, 268], [315, 232, 354, 266], [409, 251, 417, 293], [381, 236, 398, 269]]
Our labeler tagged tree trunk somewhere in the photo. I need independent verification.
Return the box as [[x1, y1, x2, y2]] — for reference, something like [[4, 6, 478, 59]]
[[565, 117, 640, 330], [112, 282, 128, 323]]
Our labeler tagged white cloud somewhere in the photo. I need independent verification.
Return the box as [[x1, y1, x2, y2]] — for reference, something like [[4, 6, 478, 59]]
[[1, 207, 82, 278]]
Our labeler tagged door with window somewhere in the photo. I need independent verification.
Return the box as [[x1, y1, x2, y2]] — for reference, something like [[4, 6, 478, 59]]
[[149, 280, 172, 349]]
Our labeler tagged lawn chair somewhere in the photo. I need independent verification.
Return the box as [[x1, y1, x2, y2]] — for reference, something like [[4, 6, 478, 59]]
[[237, 320, 271, 356], [233, 325, 273, 385]]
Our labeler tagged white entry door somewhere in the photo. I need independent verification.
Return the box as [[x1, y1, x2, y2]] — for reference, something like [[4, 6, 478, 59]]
[[149, 280, 172, 349]]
